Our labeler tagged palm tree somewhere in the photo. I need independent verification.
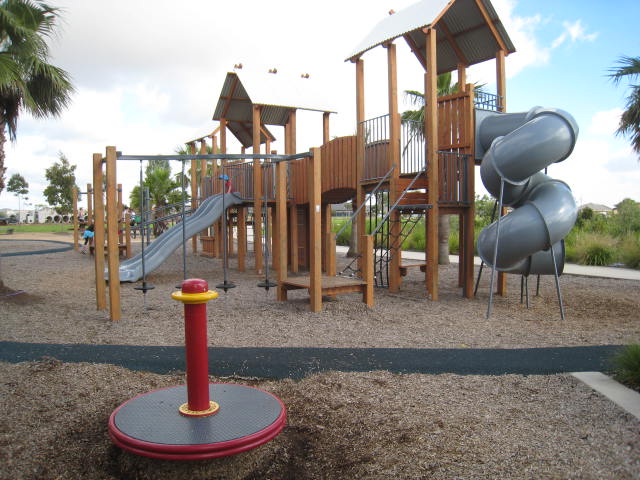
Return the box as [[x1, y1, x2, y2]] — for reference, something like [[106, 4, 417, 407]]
[[609, 56, 640, 158], [401, 72, 458, 264], [0, 0, 74, 193]]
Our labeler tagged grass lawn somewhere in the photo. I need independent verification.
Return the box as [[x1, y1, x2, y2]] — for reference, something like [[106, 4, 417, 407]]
[[0, 223, 74, 233]]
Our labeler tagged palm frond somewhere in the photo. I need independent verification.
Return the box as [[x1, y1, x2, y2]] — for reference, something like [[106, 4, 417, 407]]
[[608, 56, 640, 86]]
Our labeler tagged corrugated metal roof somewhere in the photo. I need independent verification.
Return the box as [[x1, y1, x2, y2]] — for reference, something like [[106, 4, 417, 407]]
[[346, 0, 515, 74], [346, 0, 451, 61], [213, 71, 336, 122]]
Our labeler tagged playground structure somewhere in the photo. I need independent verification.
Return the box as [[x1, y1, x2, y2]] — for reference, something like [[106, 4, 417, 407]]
[[91, 0, 578, 321]]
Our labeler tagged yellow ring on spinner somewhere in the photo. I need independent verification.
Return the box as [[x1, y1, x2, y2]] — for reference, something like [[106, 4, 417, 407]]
[[171, 290, 218, 304], [178, 401, 220, 417]]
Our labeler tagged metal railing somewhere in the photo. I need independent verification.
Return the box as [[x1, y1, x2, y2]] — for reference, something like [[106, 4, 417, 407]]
[[474, 91, 503, 112]]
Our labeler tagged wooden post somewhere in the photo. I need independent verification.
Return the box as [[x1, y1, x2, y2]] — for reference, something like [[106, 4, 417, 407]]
[[72, 187, 79, 251], [309, 147, 322, 312], [326, 234, 336, 277], [355, 58, 365, 265], [276, 160, 288, 301], [363, 235, 374, 307], [105, 146, 121, 321], [92, 154, 106, 311], [87, 183, 93, 224], [386, 42, 402, 293], [237, 206, 246, 272], [457, 63, 467, 92], [323, 112, 330, 144], [285, 111, 298, 272], [463, 84, 476, 298], [496, 49, 507, 296], [125, 212, 132, 258], [425, 28, 439, 301], [253, 104, 263, 274]]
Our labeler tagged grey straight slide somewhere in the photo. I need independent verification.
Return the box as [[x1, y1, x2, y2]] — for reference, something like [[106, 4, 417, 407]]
[[476, 107, 579, 275], [113, 193, 244, 283]]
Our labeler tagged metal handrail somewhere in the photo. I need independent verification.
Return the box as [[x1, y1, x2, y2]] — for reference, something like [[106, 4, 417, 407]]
[[334, 165, 396, 241]]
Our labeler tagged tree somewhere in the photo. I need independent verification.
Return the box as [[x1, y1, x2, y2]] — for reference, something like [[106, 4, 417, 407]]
[[43, 152, 77, 214], [614, 198, 640, 235], [609, 56, 640, 158], [129, 161, 184, 236], [7, 172, 28, 221], [0, 0, 74, 194], [401, 72, 459, 264]]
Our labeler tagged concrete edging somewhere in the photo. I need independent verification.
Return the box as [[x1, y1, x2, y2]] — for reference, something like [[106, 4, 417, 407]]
[[572, 371, 640, 421]]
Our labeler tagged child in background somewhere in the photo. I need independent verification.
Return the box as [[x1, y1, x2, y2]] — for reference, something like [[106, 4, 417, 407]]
[[81, 224, 95, 254]]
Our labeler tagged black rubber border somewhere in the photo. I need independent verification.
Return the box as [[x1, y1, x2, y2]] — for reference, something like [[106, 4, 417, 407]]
[[0, 238, 73, 256]]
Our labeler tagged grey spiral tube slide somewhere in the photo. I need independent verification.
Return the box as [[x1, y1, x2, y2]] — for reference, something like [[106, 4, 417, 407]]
[[111, 193, 243, 283], [476, 107, 579, 274]]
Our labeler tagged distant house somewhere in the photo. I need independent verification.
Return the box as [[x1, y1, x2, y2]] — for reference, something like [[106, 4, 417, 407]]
[[579, 203, 613, 215]]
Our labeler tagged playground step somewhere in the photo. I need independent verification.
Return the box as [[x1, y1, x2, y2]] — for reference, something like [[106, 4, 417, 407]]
[[397, 191, 428, 207], [398, 176, 428, 191]]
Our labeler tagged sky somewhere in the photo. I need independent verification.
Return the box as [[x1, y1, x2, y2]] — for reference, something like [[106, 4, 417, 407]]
[[1, 0, 639, 212]]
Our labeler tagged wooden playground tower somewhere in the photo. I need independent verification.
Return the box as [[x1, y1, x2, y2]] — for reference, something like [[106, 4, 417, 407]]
[[93, 0, 516, 319]]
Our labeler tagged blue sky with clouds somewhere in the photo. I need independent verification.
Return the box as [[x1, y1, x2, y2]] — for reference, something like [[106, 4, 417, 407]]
[[1, 0, 638, 211]]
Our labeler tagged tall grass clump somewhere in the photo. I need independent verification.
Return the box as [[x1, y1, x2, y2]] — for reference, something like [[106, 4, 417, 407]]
[[619, 233, 640, 269], [572, 232, 617, 266], [610, 344, 640, 390]]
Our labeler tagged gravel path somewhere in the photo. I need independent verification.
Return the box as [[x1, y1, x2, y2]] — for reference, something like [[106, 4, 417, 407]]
[[1, 232, 639, 479]]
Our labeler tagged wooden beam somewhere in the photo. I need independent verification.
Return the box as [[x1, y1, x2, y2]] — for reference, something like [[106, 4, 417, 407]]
[[105, 146, 121, 321], [440, 21, 469, 66], [92, 154, 106, 311], [463, 85, 475, 297], [403, 34, 427, 70], [425, 28, 439, 301], [474, 0, 508, 53], [253, 104, 263, 274], [309, 147, 322, 312], [237, 206, 246, 272]]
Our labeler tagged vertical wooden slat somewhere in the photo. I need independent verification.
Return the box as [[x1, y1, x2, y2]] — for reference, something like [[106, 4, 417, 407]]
[[323, 112, 330, 144], [309, 147, 322, 312], [92, 154, 106, 311], [425, 28, 439, 301], [105, 146, 121, 321]]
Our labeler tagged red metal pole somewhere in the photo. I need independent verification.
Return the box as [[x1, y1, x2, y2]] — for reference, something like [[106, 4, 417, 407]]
[[172, 278, 219, 417]]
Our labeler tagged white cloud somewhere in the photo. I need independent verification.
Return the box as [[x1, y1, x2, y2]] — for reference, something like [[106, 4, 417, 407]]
[[552, 19, 599, 48], [588, 108, 622, 137]]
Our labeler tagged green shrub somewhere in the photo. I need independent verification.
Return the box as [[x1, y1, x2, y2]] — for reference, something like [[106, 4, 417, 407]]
[[610, 344, 640, 389], [448, 231, 459, 254], [620, 233, 640, 269], [572, 232, 617, 266]]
